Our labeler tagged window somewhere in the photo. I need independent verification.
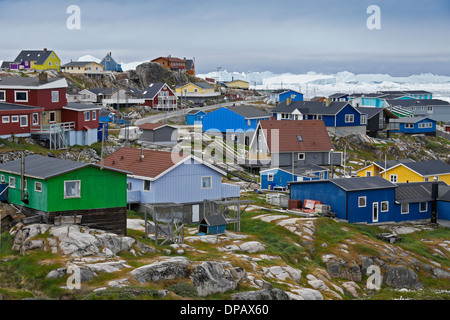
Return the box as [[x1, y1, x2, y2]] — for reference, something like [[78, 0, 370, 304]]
[[0, 175, 4, 182], [11, 116, 19, 123], [401, 203, 409, 214], [201, 176, 212, 189], [15, 91, 28, 102], [2, 116, 10, 123], [358, 196, 367, 208], [35, 182, 42, 192], [84, 111, 90, 121], [64, 180, 81, 198], [32, 113, 39, 125], [92, 110, 97, 120], [49, 111, 56, 123], [390, 174, 398, 183], [420, 202, 427, 212], [9, 176, 16, 188], [143, 180, 151, 192], [405, 123, 414, 129], [0, 90, 5, 101], [381, 201, 389, 212], [247, 119, 251, 126], [365, 171, 372, 177], [127, 182, 132, 191], [52, 91, 59, 102], [296, 135, 303, 142], [48, 62, 52, 66], [20, 115, 28, 127], [298, 153, 305, 160], [345, 114, 354, 123], [360, 115, 367, 125], [23, 180, 27, 191], [268, 173, 274, 182]]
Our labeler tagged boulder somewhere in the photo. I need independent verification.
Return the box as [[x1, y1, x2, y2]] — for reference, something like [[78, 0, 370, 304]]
[[190, 261, 238, 296], [130, 257, 190, 284], [231, 289, 290, 300], [289, 288, 323, 300], [384, 265, 423, 290]]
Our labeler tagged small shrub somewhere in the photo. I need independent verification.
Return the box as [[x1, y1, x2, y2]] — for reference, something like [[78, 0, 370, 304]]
[[169, 282, 198, 298]]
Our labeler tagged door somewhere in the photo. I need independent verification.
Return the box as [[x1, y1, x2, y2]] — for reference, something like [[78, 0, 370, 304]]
[[192, 204, 200, 223], [372, 202, 379, 223]]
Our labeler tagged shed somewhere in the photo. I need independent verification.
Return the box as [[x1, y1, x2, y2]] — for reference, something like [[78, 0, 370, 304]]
[[186, 109, 206, 125], [137, 123, 178, 144], [198, 214, 227, 235]]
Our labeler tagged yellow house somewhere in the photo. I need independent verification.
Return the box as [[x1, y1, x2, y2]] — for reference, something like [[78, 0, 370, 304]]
[[175, 82, 219, 97], [62, 61, 104, 74], [357, 159, 450, 184], [11, 49, 61, 71], [225, 79, 249, 90]]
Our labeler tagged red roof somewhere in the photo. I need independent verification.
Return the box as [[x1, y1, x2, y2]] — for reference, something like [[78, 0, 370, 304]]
[[259, 120, 333, 152], [138, 123, 165, 130], [101, 147, 189, 178]]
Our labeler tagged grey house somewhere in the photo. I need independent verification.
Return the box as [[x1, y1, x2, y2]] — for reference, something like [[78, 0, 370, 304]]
[[355, 107, 398, 137], [137, 123, 178, 145]]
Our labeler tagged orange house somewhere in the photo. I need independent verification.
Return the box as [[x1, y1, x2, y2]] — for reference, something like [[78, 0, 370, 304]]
[[151, 56, 195, 75]]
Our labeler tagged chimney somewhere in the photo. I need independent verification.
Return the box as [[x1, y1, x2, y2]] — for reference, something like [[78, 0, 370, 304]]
[[140, 147, 144, 161], [286, 97, 291, 105], [38, 72, 48, 83], [43, 48, 47, 52]]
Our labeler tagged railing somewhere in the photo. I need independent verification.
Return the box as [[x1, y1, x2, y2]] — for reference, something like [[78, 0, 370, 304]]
[[127, 190, 141, 204], [30, 122, 76, 134], [220, 183, 240, 199]]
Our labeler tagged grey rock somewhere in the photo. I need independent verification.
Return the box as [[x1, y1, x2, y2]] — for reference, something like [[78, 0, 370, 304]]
[[130, 257, 190, 284], [190, 261, 238, 296], [385, 265, 423, 289], [231, 289, 290, 300]]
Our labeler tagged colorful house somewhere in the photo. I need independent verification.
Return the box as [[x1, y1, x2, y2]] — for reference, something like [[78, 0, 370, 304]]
[[328, 93, 349, 102], [100, 52, 122, 72], [61, 103, 101, 146], [0, 103, 44, 138], [202, 105, 271, 145], [8, 49, 61, 71], [260, 164, 328, 190], [269, 89, 304, 103], [357, 159, 450, 184], [0, 155, 129, 235], [175, 82, 219, 98], [384, 99, 450, 123], [223, 80, 250, 90], [388, 117, 437, 136], [101, 148, 240, 223], [61, 61, 104, 74], [151, 56, 195, 75], [248, 119, 341, 168], [186, 109, 206, 125], [142, 83, 178, 110]]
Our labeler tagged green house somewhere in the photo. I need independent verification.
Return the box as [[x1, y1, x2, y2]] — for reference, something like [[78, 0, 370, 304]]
[[0, 155, 129, 235]]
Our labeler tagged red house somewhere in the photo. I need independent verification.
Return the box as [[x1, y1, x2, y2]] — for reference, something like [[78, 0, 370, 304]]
[[62, 103, 101, 146], [0, 103, 44, 138], [142, 83, 178, 110]]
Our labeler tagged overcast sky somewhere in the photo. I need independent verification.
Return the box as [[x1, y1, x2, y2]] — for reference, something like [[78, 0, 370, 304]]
[[1, 0, 449, 75]]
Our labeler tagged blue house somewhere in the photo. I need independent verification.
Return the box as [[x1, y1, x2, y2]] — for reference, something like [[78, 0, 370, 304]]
[[438, 185, 450, 221], [289, 177, 449, 224], [388, 117, 437, 136], [272, 101, 368, 136], [328, 93, 349, 102], [102, 147, 240, 223], [260, 164, 328, 190], [186, 109, 206, 125], [100, 52, 122, 72], [202, 105, 271, 145], [270, 89, 303, 103]]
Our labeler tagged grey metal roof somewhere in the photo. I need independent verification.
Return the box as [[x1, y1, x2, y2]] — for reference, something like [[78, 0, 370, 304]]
[[142, 83, 166, 99], [64, 102, 100, 111], [1, 61, 12, 69], [390, 117, 435, 124], [273, 101, 359, 116], [62, 61, 99, 67], [0, 155, 128, 179], [0, 102, 43, 111], [395, 181, 446, 203], [403, 160, 450, 176], [279, 164, 328, 176], [202, 214, 227, 226], [225, 105, 271, 119], [373, 159, 415, 170], [385, 99, 449, 108], [187, 109, 206, 115], [14, 50, 54, 65], [0, 76, 63, 87], [85, 87, 120, 96], [331, 176, 397, 191]]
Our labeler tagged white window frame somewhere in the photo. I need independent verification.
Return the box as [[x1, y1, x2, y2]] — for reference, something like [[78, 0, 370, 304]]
[[0, 90, 5, 102], [9, 176, 16, 188], [143, 180, 151, 192], [35, 181, 42, 192], [51, 90, 59, 103], [381, 201, 389, 212], [15, 90, 28, 102], [360, 114, 367, 125], [0, 175, 4, 183], [201, 176, 212, 189], [365, 171, 372, 177], [20, 115, 28, 127], [64, 180, 81, 199], [401, 203, 409, 214], [419, 202, 428, 212], [405, 123, 414, 129], [345, 114, 354, 123], [390, 174, 398, 183], [92, 110, 97, 120], [358, 196, 367, 208], [32, 113, 39, 125], [11, 115, 19, 123], [268, 173, 274, 182], [84, 111, 90, 121], [298, 153, 305, 160], [2, 116, 10, 123]]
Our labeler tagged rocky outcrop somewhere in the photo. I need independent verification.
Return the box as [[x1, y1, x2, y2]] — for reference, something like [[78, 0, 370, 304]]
[[384, 265, 423, 290], [231, 289, 290, 300], [190, 261, 238, 296], [130, 257, 191, 284]]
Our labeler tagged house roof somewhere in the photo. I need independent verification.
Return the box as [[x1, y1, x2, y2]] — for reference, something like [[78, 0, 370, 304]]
[[138, 123, 176, 131], [63, 102, 101, 111], [385, 99, 449, 108], [225, 105, 271, 119], [331, 176, 397, 191], [202, 214, 227, 226], [187, 109, 206, 115], [84, 87, 120, 96], [0, 155, 128, 180], [395, 181, 447, 203], [273, 101, 361, 116], [14, 49, 55, 65], [0, 102, 44, 112], [391, 117, 436, 124], [328, 93, 349, 98], [402, 160, 450, 176], [62, 61, 101, 67], [262, 164, 328, 177], [355, 107, 398, 119], [257, 120, 333, 153], [0, 76, 68, 89], [142, 83, 167, 99], [373, 159, 415, 170]]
